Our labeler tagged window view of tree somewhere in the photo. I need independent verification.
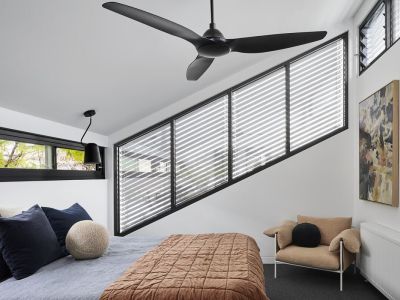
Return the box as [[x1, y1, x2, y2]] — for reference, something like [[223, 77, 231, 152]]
[[56, 148, 95, 171], [0, 139, 51, 169]]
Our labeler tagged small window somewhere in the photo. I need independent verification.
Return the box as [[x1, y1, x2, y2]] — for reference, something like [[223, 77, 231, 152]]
[[0, 128, 105, 181], [359, 1, 386, 72], [56, 148, 96, 171], [0, 139, 52, 169], [393, 0, 400, 42]]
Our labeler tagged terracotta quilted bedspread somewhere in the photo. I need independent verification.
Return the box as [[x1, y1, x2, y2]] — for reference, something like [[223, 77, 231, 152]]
[[101, 233, 269, 300]]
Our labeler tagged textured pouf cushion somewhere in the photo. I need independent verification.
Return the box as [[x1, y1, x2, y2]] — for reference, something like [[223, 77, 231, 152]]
[[66, 220, 109, 260]]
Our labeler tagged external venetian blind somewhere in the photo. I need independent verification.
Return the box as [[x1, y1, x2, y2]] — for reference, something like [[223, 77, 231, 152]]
[[359, 2, 386, 71], [290, 39, 345, 151], [175, 96, 229, 204], [117, 125, 171, 233], [115, 33, 348, 235], [394, 0, 400, 42], [232, 68, 286, 178]]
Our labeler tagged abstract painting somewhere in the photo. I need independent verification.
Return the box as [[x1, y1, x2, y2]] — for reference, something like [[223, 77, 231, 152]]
[[359, 80, 399, 207]]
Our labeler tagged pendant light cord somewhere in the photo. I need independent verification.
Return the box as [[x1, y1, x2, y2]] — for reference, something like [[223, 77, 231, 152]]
[[210, 0, 214, 25], [80, 117, 92, 144]]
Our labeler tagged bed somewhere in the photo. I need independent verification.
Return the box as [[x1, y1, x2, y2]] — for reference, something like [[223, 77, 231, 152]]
[[0, 233, 268, 300], [0, 236, 164, 300]]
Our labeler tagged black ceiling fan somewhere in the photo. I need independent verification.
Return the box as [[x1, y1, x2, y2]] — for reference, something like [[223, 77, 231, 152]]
[[102, 1, 327, 81]]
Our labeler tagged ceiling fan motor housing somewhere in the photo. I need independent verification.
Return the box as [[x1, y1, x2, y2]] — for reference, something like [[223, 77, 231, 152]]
[[197, 25, 231, 58]]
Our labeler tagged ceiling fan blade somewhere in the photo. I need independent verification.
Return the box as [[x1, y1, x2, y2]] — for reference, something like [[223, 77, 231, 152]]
[[103, 2, 204, 47], [228, 31, 327, 53], [186, 56, 214, 81]]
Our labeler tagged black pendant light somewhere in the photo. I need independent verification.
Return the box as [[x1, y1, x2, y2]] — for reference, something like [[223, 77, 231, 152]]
[[81, 110, 102, 165]]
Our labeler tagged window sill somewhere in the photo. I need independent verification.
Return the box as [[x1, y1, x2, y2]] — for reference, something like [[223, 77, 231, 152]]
[[0, 168, 105, 182]]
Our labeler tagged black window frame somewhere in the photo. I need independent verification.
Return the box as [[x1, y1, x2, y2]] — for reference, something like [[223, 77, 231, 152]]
[[114, 32, 349, 236], [392, 0, 400, 43], [0, 127, 105, 182], [359, 0, 400, 74]]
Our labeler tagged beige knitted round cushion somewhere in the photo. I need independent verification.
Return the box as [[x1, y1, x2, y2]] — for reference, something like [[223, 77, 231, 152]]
[[66, 220, 109, 260]]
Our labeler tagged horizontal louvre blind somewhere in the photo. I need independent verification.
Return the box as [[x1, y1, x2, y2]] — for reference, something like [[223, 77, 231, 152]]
[[394, 0, 400, 42], [115, 34, 348, 235], [118, 125, 171, 233], [175, 96, 229, 204], [232, 68, 286, 178], [290, 39, 344, 151], [359, 2, 386, 69]]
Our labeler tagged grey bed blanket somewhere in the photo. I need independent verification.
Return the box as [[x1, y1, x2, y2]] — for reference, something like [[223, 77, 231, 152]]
[[0, 235, 164, 300]]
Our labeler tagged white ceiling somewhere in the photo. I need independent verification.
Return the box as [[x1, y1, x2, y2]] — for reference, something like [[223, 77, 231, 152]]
[[0, 0, 362, 134]]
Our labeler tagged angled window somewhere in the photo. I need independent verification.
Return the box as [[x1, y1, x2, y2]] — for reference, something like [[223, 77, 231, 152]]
[[290, 38, 345, 151], [359, 1, 386, 72], [175, 96, 229, 204], [0, 128, 105, 181], [116, 125, 171, 234], [232, 68, 286, 178], [115, 33, 348, 236], [394, 0, 400, 42]]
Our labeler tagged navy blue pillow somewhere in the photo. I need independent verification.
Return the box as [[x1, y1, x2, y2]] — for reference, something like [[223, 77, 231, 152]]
[[42, 203, 92, 254], [0, 205, 63, 280], [0, 214, 11, 282], [0, 254, 11, 282]]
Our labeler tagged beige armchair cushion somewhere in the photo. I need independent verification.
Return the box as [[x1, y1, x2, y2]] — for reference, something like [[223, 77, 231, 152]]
[[297, 215, 352, 245], [329, 228, 361, 254], [263, 220, 296, 249], [276, 245, 354, 271]]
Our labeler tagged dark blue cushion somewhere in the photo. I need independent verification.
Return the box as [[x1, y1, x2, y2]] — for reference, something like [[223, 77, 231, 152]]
[[0, 205, 63, 280], [0, 214, 11, 282], [0, 254, 11, 282], [42, 203, 92, 254]]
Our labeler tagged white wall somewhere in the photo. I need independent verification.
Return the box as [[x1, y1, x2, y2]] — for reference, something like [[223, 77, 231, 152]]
[[108, 24, 355, 262], [0, 107, 109, 227], [352, 0, 400, 230]]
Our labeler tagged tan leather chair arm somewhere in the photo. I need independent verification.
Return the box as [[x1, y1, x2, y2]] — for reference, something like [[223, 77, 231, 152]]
[[264, 220, 296, 249], [329, 228, 361, 254]]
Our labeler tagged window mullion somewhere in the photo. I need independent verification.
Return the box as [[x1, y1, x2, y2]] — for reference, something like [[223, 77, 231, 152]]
[[51, 146, 57, 169], [385, 0, 391, 47], [285, 64, 291, 155], [170, 121, 176, 210], [228, 91, 233, 182]]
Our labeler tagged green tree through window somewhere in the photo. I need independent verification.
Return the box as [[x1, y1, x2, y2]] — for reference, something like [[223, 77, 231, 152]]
[[0, 140, 51, 169]]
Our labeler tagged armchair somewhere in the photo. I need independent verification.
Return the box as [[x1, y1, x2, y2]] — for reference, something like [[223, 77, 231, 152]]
[[264, 216, 361, 291]]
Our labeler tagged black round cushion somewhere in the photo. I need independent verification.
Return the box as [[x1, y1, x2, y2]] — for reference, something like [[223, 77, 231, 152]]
[[292, 223, 321, 247]]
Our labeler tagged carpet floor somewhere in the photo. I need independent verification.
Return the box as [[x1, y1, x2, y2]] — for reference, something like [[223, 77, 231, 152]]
[[263, 264, 386, 300]]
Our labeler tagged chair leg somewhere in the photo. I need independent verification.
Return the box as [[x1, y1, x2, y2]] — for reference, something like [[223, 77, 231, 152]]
[[340, 240, 343, 291], [340, 271, 343, 291], [274, 233, 277, 279]]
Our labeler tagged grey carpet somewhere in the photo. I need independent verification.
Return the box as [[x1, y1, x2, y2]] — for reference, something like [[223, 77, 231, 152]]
[[264, 264, 386, 300]]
